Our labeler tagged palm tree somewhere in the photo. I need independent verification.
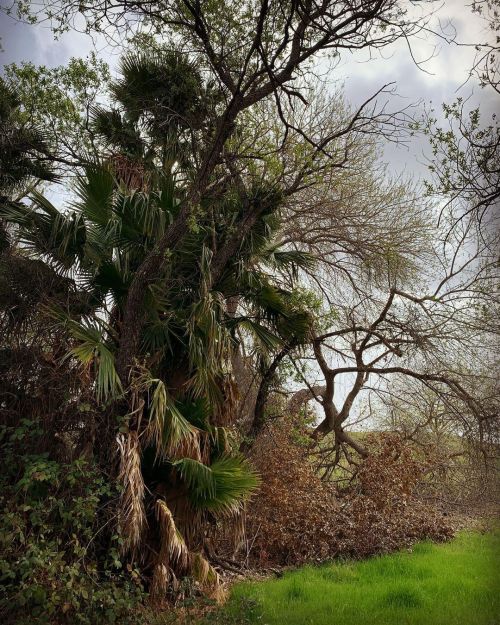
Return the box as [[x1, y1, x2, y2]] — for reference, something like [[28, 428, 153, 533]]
[[0, 154, 315, 593], [91, 48, 215, 189], [0, 48, 314, 597]]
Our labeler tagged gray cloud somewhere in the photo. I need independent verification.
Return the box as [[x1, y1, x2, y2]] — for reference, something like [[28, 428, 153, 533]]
[[0, 12, 107, 67]]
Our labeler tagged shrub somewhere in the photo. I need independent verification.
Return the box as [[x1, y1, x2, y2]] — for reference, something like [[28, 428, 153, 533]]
[[335, 433, 453, 558], [243, 417, 340, 565], [0, 420, 146, 625], [242, 420, 452, 566]]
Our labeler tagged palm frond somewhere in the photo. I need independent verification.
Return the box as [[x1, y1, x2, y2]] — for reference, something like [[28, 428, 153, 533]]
[[73, 164, 115, 226], [30, 190, 60, 217], [276, 310, 313, 342], [264, 248, 316, 276], [0, 77, 57, 192], [117, 431, 147, 554], [155, 499, 190, 570], [207, 456, 260, 514], [111, 49, 203, 132], [144, 378, 199, 459], [91, 105, 145, 158], [174, 455, 260, 515], [51, 311, 122, 401], [155, 174, 177, 217], [190, 551, 219, 588], [174, 397, 210, 430], [211, 426, 230, 458], [0, 194, 86, 269], [231, 317, 282, 351], [141, 317, 177, 354], [187, 284, 231, 406], [89, 258, 130, 304], [174, 457, 216, 498]]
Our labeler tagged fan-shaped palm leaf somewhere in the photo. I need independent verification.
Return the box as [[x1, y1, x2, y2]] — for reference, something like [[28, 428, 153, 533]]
[[173, 455, 260, 515], [73, 164, 115, 226], [0, 194, 86, 269], [231, 317, 282, 352], [91, 105, 146, 158], [144, 378, 199, 459]]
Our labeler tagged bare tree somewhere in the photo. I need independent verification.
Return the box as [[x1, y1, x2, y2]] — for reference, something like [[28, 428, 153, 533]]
[[282, 211, 499, 477], [374, 371, 499, 512], [219, 93, 427, 440]]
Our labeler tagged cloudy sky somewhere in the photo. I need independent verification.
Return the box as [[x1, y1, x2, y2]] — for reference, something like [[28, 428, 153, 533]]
[[0, 0, 497, 179]]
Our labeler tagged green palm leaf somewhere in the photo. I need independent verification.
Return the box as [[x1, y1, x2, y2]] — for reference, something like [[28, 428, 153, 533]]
[[64, 318, 122, 401], [145, 378, 198, 459], [91, 106, 145, 158], [232, 317, 282, 351], [0, 194, 86, 269], [174, 455, 260, 515], [265, 248, 316, 275], [73, 165, 115, 226]]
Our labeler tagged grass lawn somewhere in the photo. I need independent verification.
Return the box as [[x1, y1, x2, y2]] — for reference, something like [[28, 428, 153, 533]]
[[200, 531, 499, 625]]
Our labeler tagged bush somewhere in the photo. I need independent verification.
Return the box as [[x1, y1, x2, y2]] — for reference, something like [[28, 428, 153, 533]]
[[0, 419, 146, 625], [243, 417, 340, 565], [336, 433, 453, 558], [242, 420, 452, 566]]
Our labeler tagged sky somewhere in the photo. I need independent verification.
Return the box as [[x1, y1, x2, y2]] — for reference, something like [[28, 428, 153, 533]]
[[334, 0, 498, 176], [0, 0, 497, 180]]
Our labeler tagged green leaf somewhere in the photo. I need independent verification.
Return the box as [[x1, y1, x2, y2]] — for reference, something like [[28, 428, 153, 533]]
[[48, 308, 122, 402], [145, 379, 197, 458], [73, 165, 115, 226], [233, 318, 282, 351], [173, 455, 260, 515]]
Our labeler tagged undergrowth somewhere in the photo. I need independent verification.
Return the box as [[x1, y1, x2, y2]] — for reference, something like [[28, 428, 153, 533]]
[[0, 420, 146, 625]]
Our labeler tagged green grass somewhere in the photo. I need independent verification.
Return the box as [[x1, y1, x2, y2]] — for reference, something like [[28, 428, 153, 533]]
[[203, 532, 500, 625]]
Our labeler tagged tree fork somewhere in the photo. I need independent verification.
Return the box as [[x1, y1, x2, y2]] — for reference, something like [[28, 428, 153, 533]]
[[244, 341, 296, 446]]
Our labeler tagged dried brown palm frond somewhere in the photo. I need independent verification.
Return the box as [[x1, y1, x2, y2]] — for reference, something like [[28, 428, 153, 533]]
[[230, 507, 246, 555], [212, 426, 230, 457], [167, 431, 203, 462], [155, 499, 190, 572], [210, 584, 228, 604], [199, 430, 212, 465], [109, 153, 150, 192], [117, 431, 147, 555], [213, 375, 239, 426], [166, 495, 203, 550], [150, 563, 177, 601], [153, 499, 224, 600]]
